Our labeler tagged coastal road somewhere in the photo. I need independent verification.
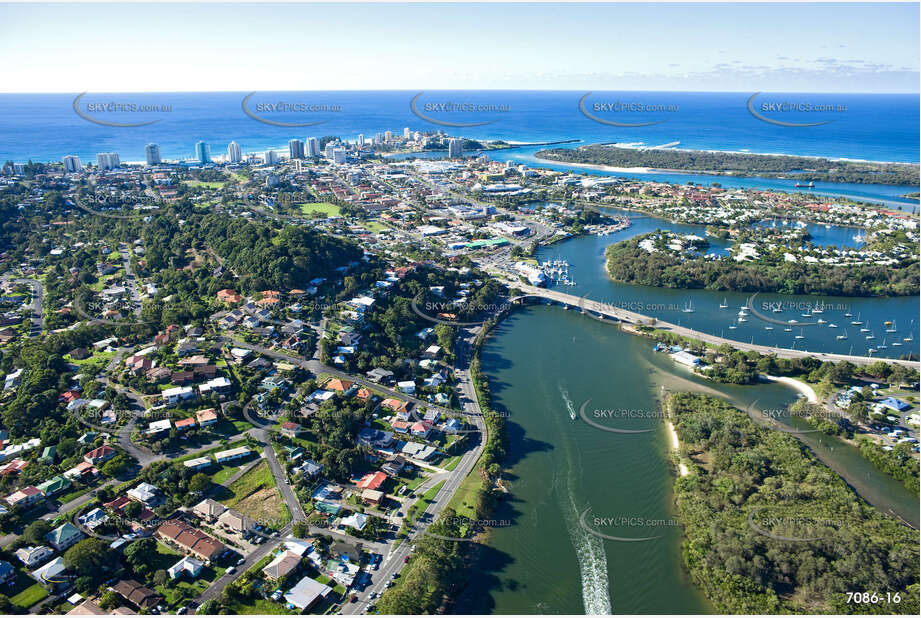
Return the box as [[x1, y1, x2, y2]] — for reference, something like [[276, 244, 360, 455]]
[[506, 281, 921, 369], [343, 324, 488, 615], [1, 276, 44, 336]]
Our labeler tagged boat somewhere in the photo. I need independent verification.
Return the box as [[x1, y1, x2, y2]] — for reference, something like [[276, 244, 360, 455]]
[[801, 311, 813, 318], [812, 303, 824, 314], [737, 317, 747, 322], [865, 333, 875, 340], [794, 330, 805, 340], [878, 338, 887, 350], [737, 309, 748, 316], [719, 298, 728, 309], [784, 327, 793, 332], [844, 311, 853, 318], [850, 312, 863, 326], [682, 301, 694, 313], [794, 181, 815, 188], [860, 328, 870, 333], [836, 331, 848, 340], [728, 325, 737, 330], [765, 326, 773, 331], [892, 341, 902, 347], [885, 320, 896, 333], [828, 323, 838, 328], [904, 334, 914, 342], [853, 231, 866, 243], [816, 318, 827, 324], [772, 306, 783, 313]]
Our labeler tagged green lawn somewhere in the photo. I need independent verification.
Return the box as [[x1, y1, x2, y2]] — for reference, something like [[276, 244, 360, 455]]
[[445, 465, 483, 520], [186, 180, 226, 189], [226, 460, 276, 503], [155, 565, 225, 608], [223, 597, 294, 615], [442, 455, 461, 471], [298, 202, 342, 218], [362, 220, 390, 233], [10, 582, 48, 609]]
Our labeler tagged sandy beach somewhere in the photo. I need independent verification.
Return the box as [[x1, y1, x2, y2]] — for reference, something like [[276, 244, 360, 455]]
[[762, 375, 819, 403], [666, 420, 689, 477]]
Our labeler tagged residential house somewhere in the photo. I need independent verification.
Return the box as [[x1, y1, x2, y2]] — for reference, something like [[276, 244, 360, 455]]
[[167, 556, 203, 580], [156, 520, 227, 562], [214, 446, 251, 464], [126, 482, 161, 507], [5, 485, 43, 508], [83, 445, 116, 465], [192, 498, 226, 522], [112, 580, 162, 610], [195, 408, 219, 427], [284, 576, 332, 611], [217, 509, 257, 535], [15, 545, 53, 568], [46, 522, 84, 551], [262, 551, 301, 581], [280, 421, 303, 438]]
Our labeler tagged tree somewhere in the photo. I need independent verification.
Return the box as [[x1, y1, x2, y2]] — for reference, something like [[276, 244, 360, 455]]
[[122, 501, 142, 519], [196, 599, 221, 615], [98, 590, 119, 610], [291, 521, 309, 538], [188, 473, 210, 493], [64, 538, 115, 578], [153, 569, 169, 586], [22, 519, 52, 546]]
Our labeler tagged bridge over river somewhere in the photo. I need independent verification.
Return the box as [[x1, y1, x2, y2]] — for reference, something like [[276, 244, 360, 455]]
[[505, 281, 920, 369]]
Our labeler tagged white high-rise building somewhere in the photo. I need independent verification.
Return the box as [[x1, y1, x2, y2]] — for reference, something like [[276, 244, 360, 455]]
[[332, 148, 347, 164], [288, 139, 304, 159], [403, 127, 411, 139], [227, 141, 242, 163], [307, 137, 320, 157], [264, 150, 279, 165], [62, 155, 82, 173], [324, 142, 336, 159], [384, 130, 393, 142], [357, 134, 365, 147], [96, 153, 120, 170], [447, 138, 463, 158], [144, 143, 161, 166]]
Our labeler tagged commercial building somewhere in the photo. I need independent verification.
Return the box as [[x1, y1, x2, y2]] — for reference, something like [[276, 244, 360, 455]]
[[62, 155, 82, 173], [144, 143, 161, 165], [195, 141, 211, 164]]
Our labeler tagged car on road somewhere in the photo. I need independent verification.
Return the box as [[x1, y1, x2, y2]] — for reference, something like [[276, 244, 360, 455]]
[[403, 556, 410, 563], [226, 566, 236, 575], [236, 558, 246, 566], [351, 595, 358, 603]]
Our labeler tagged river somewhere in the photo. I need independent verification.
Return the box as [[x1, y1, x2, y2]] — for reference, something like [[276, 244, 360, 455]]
[[534, 211, 918, 359], [457, 304, 918, 614]]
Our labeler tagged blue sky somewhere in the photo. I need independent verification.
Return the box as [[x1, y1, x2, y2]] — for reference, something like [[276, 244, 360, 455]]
[[1, 2, 918, 92]]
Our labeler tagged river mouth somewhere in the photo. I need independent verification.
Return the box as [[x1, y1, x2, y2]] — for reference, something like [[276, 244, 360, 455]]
[[457, 304, 918, 614]]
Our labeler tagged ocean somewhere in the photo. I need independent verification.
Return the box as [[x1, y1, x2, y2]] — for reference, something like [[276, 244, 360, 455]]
[[1, 90, 918, 164]]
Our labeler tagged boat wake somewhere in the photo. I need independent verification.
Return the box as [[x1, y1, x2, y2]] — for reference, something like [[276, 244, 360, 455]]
[[562, 467, 612, 615], [559, 384, 577, 421]]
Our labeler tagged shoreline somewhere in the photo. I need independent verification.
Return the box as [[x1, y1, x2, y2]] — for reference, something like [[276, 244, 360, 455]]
[[532, 152, 919, 190], [761, 374, 819, 403], [666, 420, 689, 477]]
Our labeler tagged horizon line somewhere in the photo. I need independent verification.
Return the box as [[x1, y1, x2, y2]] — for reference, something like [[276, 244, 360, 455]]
[[1, 88, 919, 95]]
